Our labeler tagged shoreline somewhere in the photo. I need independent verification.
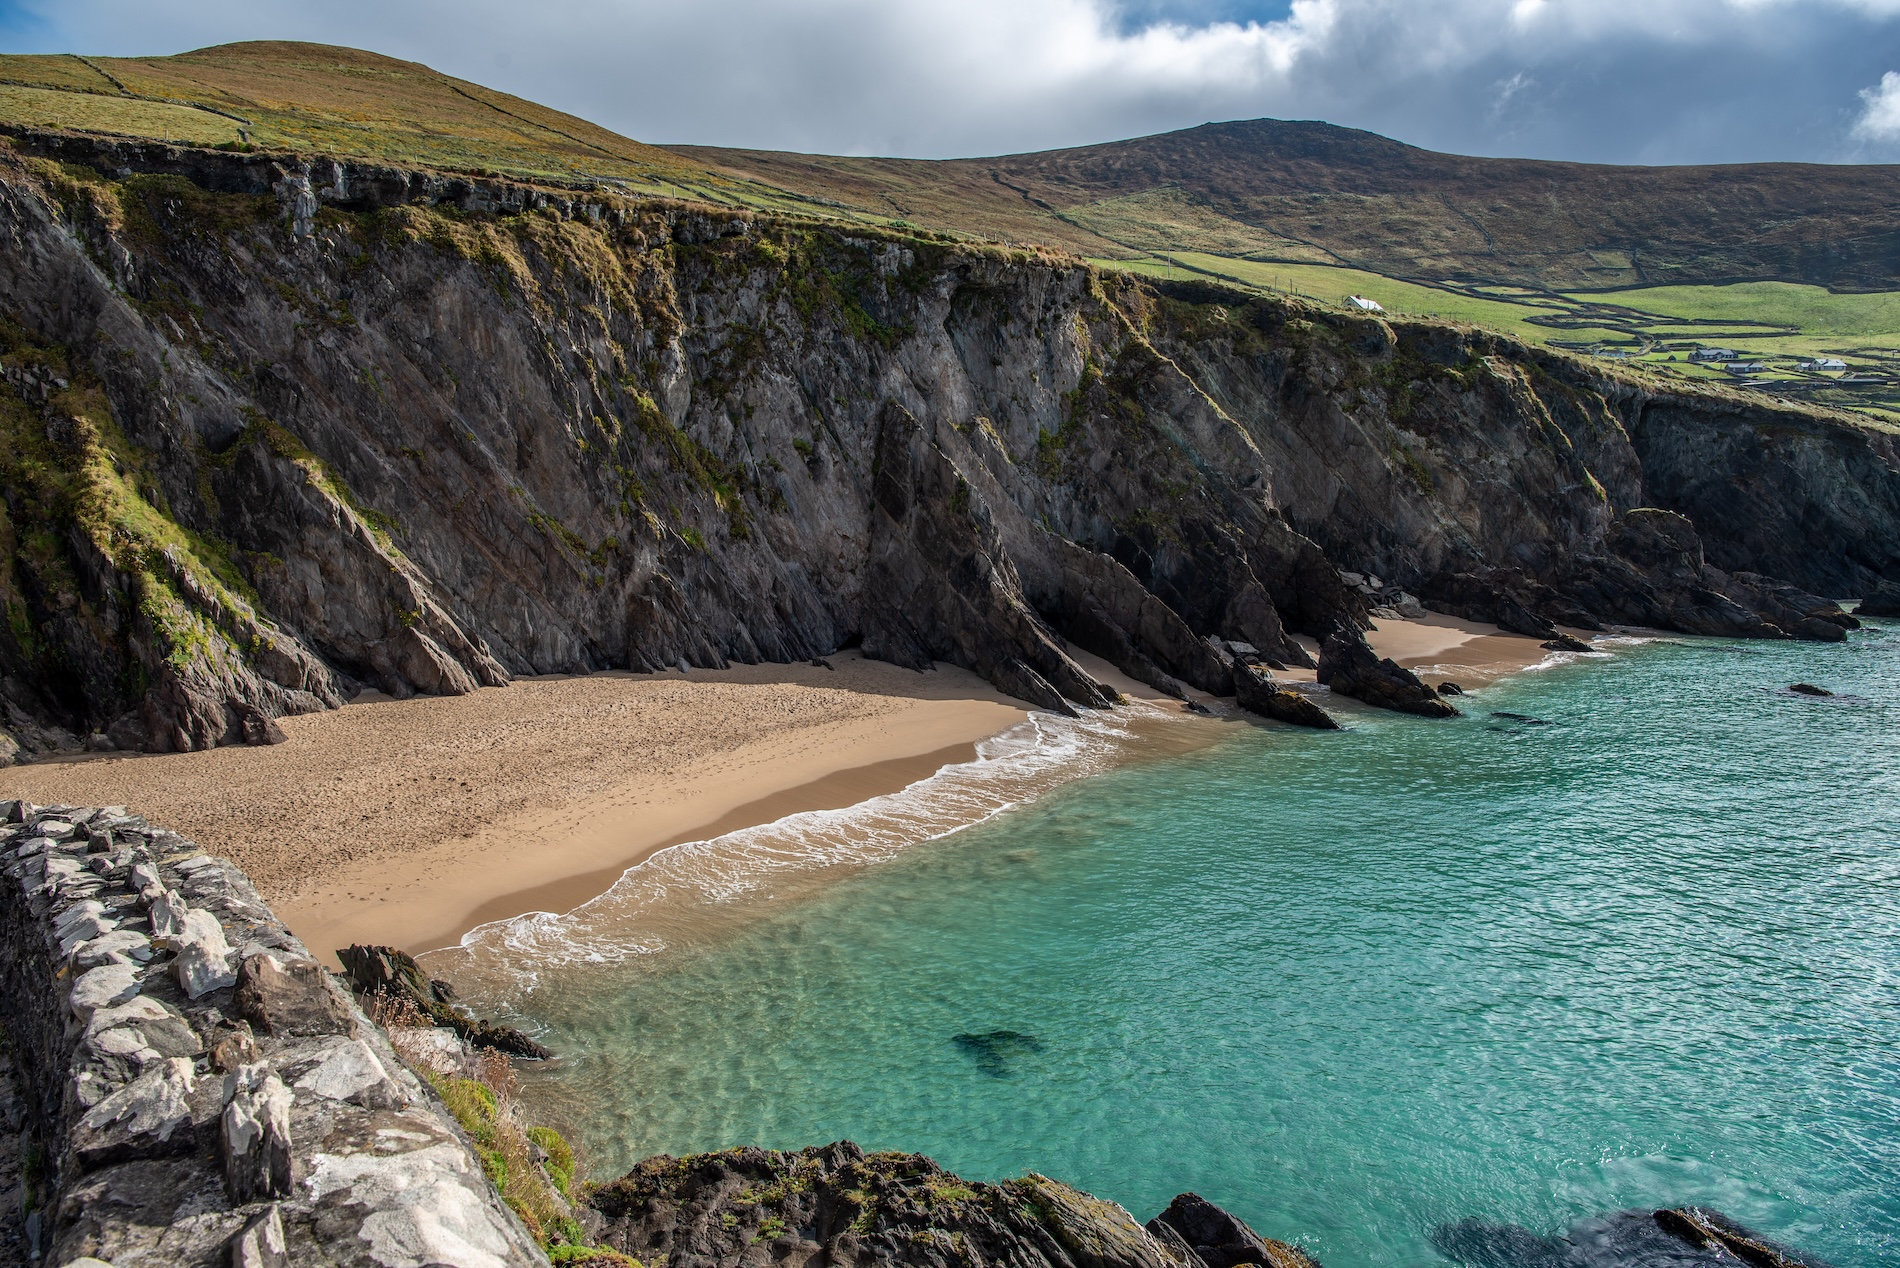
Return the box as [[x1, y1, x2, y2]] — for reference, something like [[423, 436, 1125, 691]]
[[1, 615, 1566, 964]]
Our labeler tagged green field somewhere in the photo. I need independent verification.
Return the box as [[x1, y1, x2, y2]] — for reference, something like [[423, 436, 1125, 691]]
[[1095, 252, 1900, 421]]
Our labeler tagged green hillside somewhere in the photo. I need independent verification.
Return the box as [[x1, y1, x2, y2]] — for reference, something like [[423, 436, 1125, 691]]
[[4, 40, 1899, 418]]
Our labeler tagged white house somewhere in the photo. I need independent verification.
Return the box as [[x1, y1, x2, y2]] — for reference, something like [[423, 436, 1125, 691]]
[[1347, 295, 1385, 313], [1798, 357, 1847, 372], [1690, 347, 1739, 363]]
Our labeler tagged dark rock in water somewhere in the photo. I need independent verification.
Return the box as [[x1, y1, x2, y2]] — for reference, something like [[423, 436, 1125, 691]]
[[337, 943, 551, 1059], [1788, 683, 1833, 696], [1148, 1192, 1318, 1268], [1858, 578, 1900, 617], [1234, 666, 1341, 730], [1431, 1207, 1829, 1268], [952, 1030, 1043, 1075], [1438, 682, 1466, 696], [1317, 627, 1459, 718], [1542, 634, 1593, 653], [587, 1141, 1205, 1268], [812, 657, 835, 670], [1490, 712, 1552, 726], [1184, 699, 1214, 715], [1713, 571, 1857, 641]]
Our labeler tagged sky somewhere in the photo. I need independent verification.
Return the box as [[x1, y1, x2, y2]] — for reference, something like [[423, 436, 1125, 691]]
[[3, 0, 1900, 164]]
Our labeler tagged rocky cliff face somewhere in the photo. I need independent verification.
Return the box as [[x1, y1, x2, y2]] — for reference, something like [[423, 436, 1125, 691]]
[[0, 132, 1895, 758]]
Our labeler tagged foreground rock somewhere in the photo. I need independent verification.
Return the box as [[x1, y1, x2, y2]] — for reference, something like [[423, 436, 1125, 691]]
[[1234, 667, 1341, 730], [585, 1141, 1314, 1268], [0, 800, 544, 1267]]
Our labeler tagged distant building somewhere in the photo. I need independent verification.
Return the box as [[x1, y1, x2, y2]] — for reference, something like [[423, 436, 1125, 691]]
[[1347, 295, 1385, 313], [1798, 357, 1847, 372], [1723, 362, 1767, 374], [1691, 348, 1739, 362]]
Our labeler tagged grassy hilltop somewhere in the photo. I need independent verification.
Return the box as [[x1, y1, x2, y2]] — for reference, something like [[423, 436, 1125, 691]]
[[5, 40, 1900, 418]]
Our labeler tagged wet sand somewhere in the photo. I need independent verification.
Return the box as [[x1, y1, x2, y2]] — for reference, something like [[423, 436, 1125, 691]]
[[1, 615, 1576, 963]]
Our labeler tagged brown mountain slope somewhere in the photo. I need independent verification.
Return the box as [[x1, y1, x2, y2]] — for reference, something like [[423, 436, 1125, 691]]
[[669, 119, 1900, 291], [0, 42, 726, 193]]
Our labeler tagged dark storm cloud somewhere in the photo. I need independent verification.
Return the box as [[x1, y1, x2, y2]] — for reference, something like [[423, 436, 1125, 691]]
[[5, 0, 1900, 163]]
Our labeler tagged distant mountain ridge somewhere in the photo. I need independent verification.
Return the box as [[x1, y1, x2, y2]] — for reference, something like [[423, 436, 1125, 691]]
[[671, 118, 1900, 291], [1, 43, 1895, 293]]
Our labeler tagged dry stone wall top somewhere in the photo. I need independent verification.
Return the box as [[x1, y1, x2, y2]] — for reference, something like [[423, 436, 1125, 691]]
[[0, 798, 548, 1268]]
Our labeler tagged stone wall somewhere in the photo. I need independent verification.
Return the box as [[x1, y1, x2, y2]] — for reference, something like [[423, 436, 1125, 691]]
[[0, 798, 547, 1268]]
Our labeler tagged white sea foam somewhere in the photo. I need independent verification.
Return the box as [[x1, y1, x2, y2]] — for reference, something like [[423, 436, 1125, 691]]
[[444, 701, 1174, 987]]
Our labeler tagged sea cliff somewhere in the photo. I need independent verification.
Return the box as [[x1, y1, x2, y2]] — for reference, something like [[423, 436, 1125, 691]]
[[0, 129, 1895, 761]]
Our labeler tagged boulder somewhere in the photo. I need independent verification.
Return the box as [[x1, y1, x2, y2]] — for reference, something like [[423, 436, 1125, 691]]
[[1858, 578, 1900, 617], [69, 963, 142, 1017], [288, 1036, 407, 1109], [72, 929, 154, 969], [1146, 1193, 1318, 1268], [235, 953, 354, 1038], [162, 908, 237, 998], [1233, 668, 1341, 730], [84, 996, 203, 1061], [72, 1057, 197, 1167], [221, 1062, 293, 1203], [1789, 683, 1833, 697], [1317, 628, 1459, 718]]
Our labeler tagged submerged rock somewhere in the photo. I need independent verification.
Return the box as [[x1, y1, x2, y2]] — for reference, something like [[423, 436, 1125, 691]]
[[952, 1030, 1044, 1076], [587, 1142, 1311, 1268], [1432, 1207, 1828, 1268], [1788, 683, 1834, 697]]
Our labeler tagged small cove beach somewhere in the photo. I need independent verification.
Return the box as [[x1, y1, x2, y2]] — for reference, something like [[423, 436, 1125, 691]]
[[0, 615, 1556, 964]]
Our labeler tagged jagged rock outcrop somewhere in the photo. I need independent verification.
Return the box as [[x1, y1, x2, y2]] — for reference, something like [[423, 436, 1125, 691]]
[[585, 1141, 1313, 1268], [1148, 1192, 1317, 1268], [1233, 666, 1340, 729], [0, 799, 545, 1266], [338, 942, 552, 1060], [0, 130, 1895, 758], [1316, 627, 1459, 718]]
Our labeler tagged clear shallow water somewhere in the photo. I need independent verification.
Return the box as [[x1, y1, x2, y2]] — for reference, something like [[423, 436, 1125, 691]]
[[442, 629, 1900, 1268]]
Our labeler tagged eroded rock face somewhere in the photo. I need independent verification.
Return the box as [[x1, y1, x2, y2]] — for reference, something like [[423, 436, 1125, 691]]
[[0, 802, 544, 1267], [586, 1141, 1299, 1268], [0, 132, 1895, 748]]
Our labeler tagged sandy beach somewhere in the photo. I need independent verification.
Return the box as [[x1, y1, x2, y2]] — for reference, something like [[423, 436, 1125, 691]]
[[1, 614, 1565, 962], [2, 651, 1026, 962]]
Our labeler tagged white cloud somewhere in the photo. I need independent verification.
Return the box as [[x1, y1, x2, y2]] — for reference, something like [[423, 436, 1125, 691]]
[[1853, 70, 1900, 139], [8, 0, 1900, 162]]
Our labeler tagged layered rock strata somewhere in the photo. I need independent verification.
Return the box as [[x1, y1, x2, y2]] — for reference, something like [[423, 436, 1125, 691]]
[[0, 131, 1894, 761], [0, 798, 545, 1267]]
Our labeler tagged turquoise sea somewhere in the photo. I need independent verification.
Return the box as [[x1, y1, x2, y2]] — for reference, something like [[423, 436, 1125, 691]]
[[439, 626, 1900, 1268]]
